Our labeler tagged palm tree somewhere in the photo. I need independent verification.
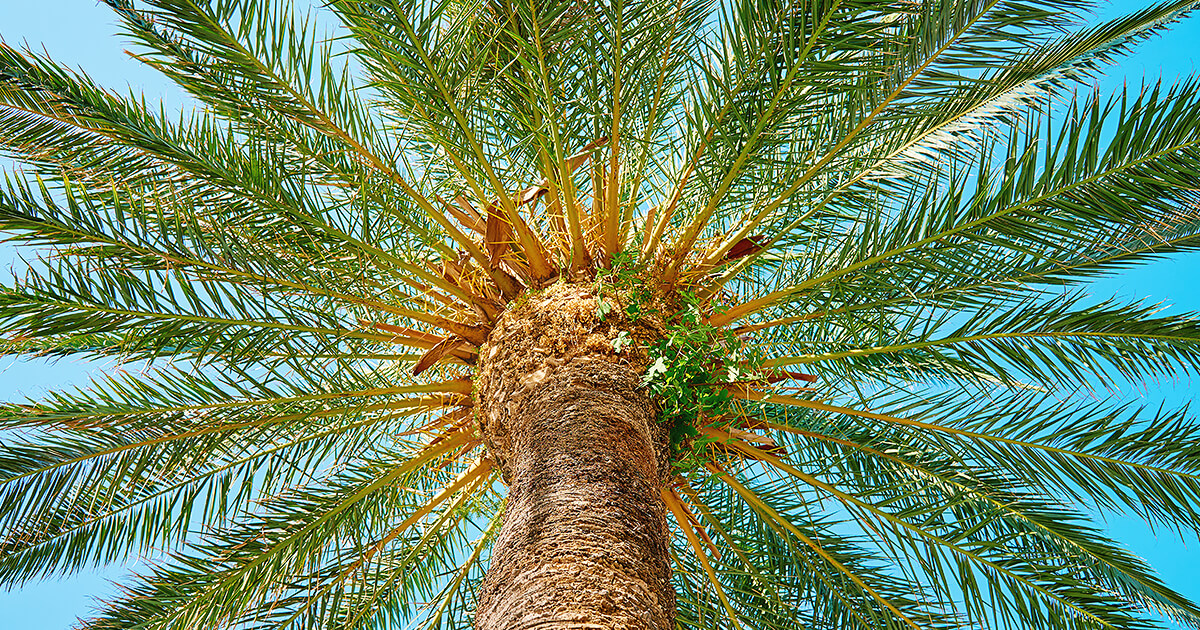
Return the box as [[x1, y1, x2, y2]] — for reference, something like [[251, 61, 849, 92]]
[[4, 0, 1200, 628]]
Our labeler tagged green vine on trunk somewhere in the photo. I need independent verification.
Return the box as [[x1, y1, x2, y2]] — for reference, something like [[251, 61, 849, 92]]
[[593, 255, 765, 468], [643, 296, 764, 469], [594, 250, 654, 324]]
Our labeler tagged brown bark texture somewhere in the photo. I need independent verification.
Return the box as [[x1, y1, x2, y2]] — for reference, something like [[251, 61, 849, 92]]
[[474, 283, 675, 630]]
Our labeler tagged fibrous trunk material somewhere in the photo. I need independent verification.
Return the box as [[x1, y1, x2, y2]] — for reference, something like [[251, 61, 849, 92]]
[[474, 283, 675, 630]]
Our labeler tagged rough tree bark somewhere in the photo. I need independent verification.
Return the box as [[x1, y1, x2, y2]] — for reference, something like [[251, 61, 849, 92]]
[[474, 283, 676, 630]]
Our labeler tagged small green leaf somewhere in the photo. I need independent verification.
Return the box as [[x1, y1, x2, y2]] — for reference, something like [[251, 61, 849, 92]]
[[613, 330, 631, 353]]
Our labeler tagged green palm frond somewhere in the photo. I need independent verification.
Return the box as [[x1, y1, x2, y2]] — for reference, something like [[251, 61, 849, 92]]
[[0, 363, 469, 582], [85, 446, 492, 630]]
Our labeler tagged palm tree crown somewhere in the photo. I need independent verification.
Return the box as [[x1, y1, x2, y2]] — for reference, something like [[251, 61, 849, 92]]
[[3, 0, 1200, 628]]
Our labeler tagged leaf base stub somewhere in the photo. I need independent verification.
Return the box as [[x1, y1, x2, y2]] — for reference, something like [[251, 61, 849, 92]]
[[473, 281, 671, 484]]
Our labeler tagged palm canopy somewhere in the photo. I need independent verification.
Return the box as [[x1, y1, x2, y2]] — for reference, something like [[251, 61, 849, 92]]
[[2, 0, 1200, 628]]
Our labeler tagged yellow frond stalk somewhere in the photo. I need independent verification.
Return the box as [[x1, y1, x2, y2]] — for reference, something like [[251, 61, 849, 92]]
[[704, 464, 922, 630], [662, 487, 742, 629], [418, 512, 504, 630]]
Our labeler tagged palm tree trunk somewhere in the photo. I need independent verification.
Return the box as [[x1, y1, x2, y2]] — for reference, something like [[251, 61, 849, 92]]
[[474, 285, 675, 630]]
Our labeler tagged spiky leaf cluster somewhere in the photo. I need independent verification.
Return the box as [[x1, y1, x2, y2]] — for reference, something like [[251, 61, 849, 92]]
[[4, 1, 1200, 629]]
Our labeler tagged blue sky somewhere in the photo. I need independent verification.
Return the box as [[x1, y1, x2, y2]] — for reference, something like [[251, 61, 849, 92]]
[[0, 1, 1198, 628]]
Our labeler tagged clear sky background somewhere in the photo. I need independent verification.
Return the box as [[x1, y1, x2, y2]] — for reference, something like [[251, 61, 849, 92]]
[[0, 1, 1198, 628]]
